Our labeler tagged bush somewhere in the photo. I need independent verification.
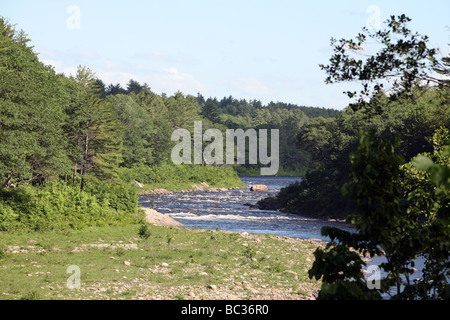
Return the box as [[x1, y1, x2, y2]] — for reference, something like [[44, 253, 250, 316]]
[[0, 182, 141, 232], [138, 223, 152, 239], [84, 182, 139, 212]]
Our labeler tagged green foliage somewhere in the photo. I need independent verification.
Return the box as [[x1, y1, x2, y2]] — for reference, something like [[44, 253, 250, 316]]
[[289, 15, 450, 219], [0, 18, 71, 187], [0, 182, 140, 232], [309, 129, 449, 299], [272, 168, 353, 218], [309, 243, 381, 300], [401, 128, 450, 299], [106, 94, 154, 167], [65, 66, 125, 189], [288, 86, 450, 218], [197, 95, 338, 174], [83, 181, 139, 212], [138, 223, 152, 240], [219, 104, 312, 174], [321, 14, 446, 109], [130, 88, 173, 165]]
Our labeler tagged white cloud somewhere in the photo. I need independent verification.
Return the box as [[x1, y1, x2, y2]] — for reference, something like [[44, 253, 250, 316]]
[[35, 47, 56, 58], [149, 67, 206, 94], [41, 59, 78, 77], [96, 70, 141, 87], [40, 57, 138, 86], [230, 77, 275, 96], [150, 67, 206, 94], [37, 45, 205, 95]]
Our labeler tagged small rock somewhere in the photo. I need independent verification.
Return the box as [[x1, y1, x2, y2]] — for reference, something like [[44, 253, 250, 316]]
[[133, 181, 144, 188], [161, 262, 169, 267], [152, 188, 170, 194], [124, 261, 131, 266], [27, 240, 37, 244], [198, 271, 208, 276], [207, 285, 217, 290]]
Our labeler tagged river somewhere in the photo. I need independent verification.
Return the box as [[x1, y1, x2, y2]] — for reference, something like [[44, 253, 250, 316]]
[[138, 176, 355, 241]]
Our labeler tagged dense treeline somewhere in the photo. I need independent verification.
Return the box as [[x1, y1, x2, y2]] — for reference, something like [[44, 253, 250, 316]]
[[265, 86, 450, 218], [195, 95, 338, 175], [96, 82, 339, 175]]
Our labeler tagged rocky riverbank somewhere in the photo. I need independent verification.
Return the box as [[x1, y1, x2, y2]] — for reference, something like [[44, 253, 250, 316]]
[[137, 182, 270, 195]]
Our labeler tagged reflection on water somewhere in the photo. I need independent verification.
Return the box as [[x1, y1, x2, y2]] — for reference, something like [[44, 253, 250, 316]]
[[139, 176, 354, 241]]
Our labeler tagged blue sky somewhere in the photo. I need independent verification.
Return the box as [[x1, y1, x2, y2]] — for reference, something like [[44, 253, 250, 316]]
[[2, 0, 449, 109]]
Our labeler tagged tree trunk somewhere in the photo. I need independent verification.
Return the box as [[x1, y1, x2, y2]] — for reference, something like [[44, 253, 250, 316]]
[[73, 163, 77, 185], [80, 134, 89, 190]]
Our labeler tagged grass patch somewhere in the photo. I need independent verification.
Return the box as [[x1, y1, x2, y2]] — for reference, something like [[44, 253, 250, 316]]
[[120, 163, 245, 192], [0, 223, 321, 300]]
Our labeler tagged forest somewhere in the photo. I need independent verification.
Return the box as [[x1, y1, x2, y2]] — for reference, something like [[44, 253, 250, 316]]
[[0, 16, 336, 232]]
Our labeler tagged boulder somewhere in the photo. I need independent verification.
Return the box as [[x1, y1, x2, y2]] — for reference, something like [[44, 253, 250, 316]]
[[142, 207, 184, 228], [249, 184, 268, 192]]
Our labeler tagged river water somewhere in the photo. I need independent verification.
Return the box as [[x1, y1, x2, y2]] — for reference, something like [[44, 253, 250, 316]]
[[139, 176, 355, 241]]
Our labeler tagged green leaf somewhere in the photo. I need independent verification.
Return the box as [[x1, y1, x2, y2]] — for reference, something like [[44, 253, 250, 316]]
[[411, 155, 434, 171]]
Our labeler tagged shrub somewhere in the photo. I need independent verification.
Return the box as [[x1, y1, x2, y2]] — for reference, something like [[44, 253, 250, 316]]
[[138, 223, 152, 239], [84, 182, 139, 212], [0, 182, 141, 232]]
